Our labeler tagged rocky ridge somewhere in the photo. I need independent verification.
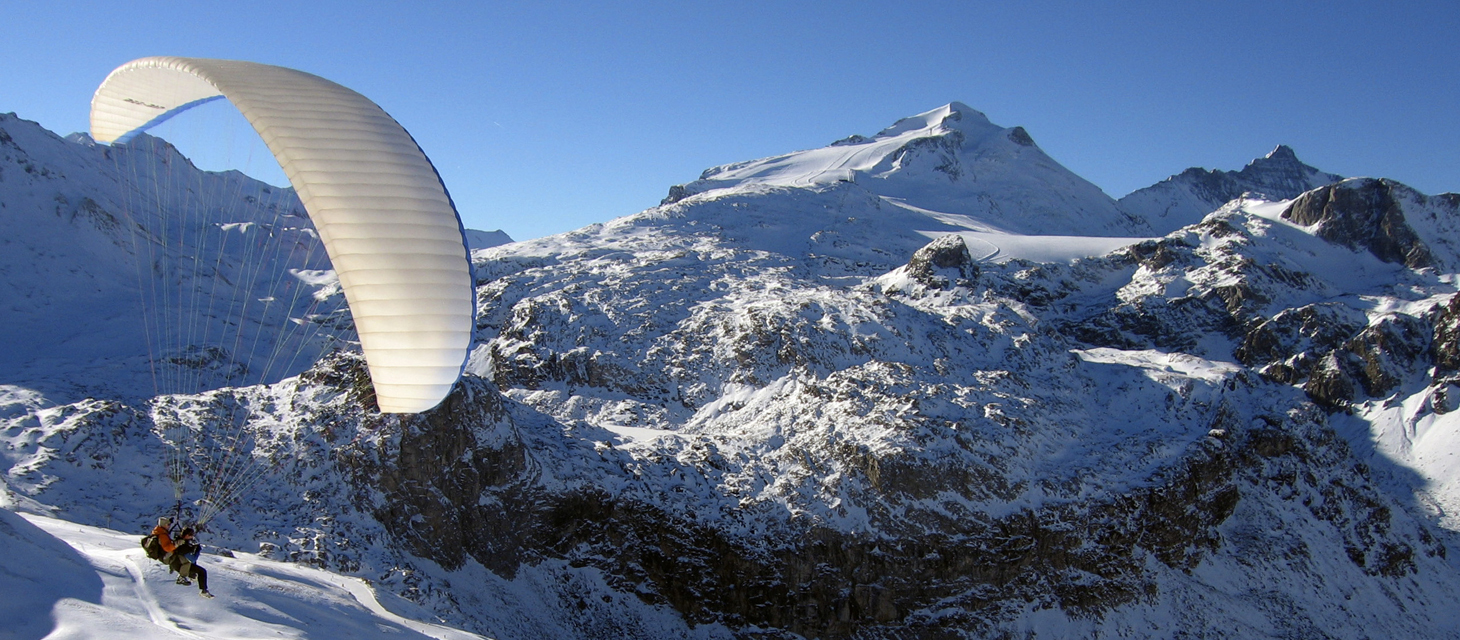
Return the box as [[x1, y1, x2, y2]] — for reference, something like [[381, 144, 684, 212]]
[[1118, 145, 1345, 234]]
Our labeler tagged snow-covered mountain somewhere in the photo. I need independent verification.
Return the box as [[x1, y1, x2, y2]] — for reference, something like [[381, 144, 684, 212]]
[[1118, 145, 1345, 234], [4, 104, 1460, 639], [665, 102, 1148, 237], [465, 228, 514, 252]]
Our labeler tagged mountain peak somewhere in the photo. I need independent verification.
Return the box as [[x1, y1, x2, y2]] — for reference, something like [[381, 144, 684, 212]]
[[1119, 145, 1344, 233], [664, 102, 1141, 236], [1266, 144, 1298, 161], [871, 102, 994, 140], [1234, 144, 1343, 196]]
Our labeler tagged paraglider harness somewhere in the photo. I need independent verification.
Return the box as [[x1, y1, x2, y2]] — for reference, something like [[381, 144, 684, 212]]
[[141, 531, 167, 560], [140, 502, 184, 561]]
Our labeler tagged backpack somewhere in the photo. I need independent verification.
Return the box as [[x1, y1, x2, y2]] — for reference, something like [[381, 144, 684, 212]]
[[141, 534, 165, 561]]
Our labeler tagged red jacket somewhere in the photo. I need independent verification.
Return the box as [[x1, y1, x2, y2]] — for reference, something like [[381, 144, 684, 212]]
[[152, 524, 177, 554]]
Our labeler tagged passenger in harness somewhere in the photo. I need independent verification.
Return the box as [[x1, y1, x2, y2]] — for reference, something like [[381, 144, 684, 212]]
[[165, 527, 212, 599], [141, 517, 213, 598]]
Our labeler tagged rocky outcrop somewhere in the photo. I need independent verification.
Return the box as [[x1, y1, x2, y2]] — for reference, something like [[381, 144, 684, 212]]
[[1066, 236, 1251, 352], [1342, 314, 1433, 397], [1233, 303, 1434, 409], [306, 352, 529, 573], [494, 441, 1244, 638], [905, 234, 978, 289], [1231, 145, 1342, 201], [1235, 303, 1369, 384], [1006, 126, 1034, 147], [1282, 178, 1434, 269], [324, 363, 1450, 639], [1430, 291, 1460, 375], [661, 184, 690, 205]]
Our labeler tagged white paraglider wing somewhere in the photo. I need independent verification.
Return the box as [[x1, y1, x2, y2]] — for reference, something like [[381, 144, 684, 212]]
[[91, 57, 473, 413]]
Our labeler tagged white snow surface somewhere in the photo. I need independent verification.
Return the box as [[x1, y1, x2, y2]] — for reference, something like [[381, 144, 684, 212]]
[[0, 509, 487, 640], [1352, 393, 1460, 531], [1073, 347, 1244, 385], [671, 103, 1148, 237]]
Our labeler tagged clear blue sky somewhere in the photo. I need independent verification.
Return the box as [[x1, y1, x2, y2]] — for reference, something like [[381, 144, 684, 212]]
[[3, 1, 1457, 240]]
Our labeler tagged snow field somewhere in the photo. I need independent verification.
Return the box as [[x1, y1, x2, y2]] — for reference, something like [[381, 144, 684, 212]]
[[2, 509, 488, 640]]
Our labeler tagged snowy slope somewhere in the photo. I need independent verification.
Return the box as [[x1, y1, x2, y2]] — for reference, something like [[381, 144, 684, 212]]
[[668, 103, 1148, 238], [465, 228, 514, 251], [0, 508, 487, 640], [0, 113, 350, 406]]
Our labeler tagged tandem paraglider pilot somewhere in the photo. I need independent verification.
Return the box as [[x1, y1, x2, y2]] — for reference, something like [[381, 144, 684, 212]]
[[143, 516, 214, 599]]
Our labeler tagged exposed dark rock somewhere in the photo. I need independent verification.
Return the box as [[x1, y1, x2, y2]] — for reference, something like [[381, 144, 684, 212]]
[[1236, 303, 1369, 383], [432, 424, 1249, 639], [1207, 279, 1269, 319], [487, 340, 656, 396], [1431, 292, 1460, 374], [1007, 126, 1034, 147], [334, 376, 1436, 639], [1282, 179, 1434, 269], [1293, 314, 1432, 409], [1071, 295, 1244, 353], [1343, 314, 1432, 397], [892, 132, 965, 182], [661, 184, 690, 205], [319, 352, 525, 572], [1125, 238, 1190, 271], [1304, 353, 1358, 410], [1230, 145, 1340, 201], [1068, 256, 1250, 352], [905, 235, 978, 289]]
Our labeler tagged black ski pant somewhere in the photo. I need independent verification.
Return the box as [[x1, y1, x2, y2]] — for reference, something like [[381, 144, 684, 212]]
[[171, 557, 209, 592]]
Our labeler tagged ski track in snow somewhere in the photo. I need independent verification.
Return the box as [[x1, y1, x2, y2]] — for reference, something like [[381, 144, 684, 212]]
[[877, 196, 1154, 264], [121, 555, 188, 634]]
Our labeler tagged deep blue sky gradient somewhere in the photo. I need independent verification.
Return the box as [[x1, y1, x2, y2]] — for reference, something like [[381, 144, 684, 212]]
[[3, 0, 1456, 240]]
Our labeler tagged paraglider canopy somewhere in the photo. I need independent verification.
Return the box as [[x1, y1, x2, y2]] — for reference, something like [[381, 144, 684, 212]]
[[90, 57, 474, 413]]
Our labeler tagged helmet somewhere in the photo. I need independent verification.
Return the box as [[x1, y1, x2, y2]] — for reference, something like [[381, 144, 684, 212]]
[[158, 516, 172, 528]]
